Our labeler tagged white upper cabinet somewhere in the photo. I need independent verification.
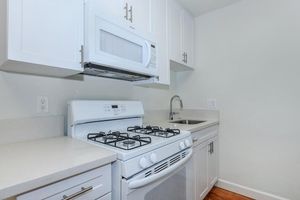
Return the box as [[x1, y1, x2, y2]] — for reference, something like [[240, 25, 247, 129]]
[[167, 0, 195, 71], [167, 0, 183, 65], [126, 0, 151, 35], [91, 0, 124, 24], [150, 0, 169, 85], [133, 0, 171, 87], [182, 10, 195, 68], [92, 0, 153, 40], [0, 0, 84, 77]]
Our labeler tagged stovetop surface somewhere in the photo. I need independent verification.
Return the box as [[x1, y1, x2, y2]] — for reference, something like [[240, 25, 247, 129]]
[[76, 126, 191, 161], [87, 131, 152, 151]]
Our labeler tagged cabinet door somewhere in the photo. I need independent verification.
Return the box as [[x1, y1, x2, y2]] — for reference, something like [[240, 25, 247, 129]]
[[8, 0, 84, 74], [182, 9, 194, 67], [89, 0, 124, 24], [208, 138, 218, 187], [194, 143, 209, 200], [151, 0, 169, 85], [167, 0, 183, 64], [126, 0, 151, 34]]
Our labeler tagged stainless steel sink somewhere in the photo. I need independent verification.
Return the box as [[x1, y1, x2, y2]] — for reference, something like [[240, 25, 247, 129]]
[[170, 120, 206, 125]]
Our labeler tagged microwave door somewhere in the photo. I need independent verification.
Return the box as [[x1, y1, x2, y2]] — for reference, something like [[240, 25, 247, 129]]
[[88, 17, 156, 76]]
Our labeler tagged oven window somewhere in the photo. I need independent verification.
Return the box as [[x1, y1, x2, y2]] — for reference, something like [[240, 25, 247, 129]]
[[144, 168, 187, 200], [100, 30, 143, 63]]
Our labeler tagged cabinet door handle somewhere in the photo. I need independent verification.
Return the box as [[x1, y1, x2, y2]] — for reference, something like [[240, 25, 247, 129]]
[[129, 5, 133, 22], [208, 142, 213, 154], [182, 52, 187, 64], [80, 45, 84, 68], [62, 186, 93, 200], [192, 138, 198, 143], [185, 53, 188, 64], [211, 142, 214, 153], [124, 3, 129, 20]]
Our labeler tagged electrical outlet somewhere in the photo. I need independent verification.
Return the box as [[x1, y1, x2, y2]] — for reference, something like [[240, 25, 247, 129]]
[[37, 96, 49, 113], [207, 99, 217, 110]]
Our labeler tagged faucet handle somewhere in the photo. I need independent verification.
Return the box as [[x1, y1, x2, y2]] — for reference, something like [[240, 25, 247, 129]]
[[170, 111, 180, 120]]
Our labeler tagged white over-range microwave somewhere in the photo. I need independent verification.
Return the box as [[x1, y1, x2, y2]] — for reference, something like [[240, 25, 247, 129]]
[[83, 2, 157, 81]]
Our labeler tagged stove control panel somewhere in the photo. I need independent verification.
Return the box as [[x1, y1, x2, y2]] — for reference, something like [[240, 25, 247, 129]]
[[139, 157, 150, 169], [150, 153, 158, 163], [184, 139, 192, 148], [104, 104, 126, 115], [122, 135, 193, 178], [179, 142, 186, 150]]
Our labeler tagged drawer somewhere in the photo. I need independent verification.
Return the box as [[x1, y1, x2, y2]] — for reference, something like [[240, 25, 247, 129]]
[[17, 165, 111, 200], [96, 193, 111, 200], [192, 125, 218, 146]]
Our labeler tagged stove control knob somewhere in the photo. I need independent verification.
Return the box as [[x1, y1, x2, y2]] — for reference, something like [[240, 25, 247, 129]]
[[150, 153, 158, 163], [139, 157, 149, 169], [184, 139, 192, 147], [179, 142, 186, 150]]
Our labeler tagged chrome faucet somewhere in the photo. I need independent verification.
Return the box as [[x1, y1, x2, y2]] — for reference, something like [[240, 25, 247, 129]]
[[169, 95, 183, 120]]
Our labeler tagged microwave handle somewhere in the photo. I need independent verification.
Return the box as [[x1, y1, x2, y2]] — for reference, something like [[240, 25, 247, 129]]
[[144, 41, 152, 67], [128, 149, 193, 189]]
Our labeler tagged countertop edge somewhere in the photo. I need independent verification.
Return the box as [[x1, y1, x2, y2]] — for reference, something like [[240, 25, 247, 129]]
[[0, 154, 117, 199], [186, 121, 220, 133]]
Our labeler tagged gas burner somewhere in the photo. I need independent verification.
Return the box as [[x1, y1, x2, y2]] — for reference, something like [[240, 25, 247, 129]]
[[122, 140, 136, 147], [127, 126, 180, 138], [87, 131, 151, 150], [127, 126, 153, 134]]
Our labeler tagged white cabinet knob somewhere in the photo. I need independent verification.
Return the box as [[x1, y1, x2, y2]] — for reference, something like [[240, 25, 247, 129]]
[[184, 139, 192, 147], [150, 153, 158, 163], [139, 157, 148, 169], [179, 142, 186, 150]]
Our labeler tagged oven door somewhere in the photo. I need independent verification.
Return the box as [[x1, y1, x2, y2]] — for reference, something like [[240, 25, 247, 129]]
[[121, 149, 194, 200]]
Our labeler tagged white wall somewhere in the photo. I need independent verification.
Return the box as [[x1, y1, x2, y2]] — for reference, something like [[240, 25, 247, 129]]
[[177, 0, 300, 199], [0, 72, 175, 120], [0, 71, 176, 143]]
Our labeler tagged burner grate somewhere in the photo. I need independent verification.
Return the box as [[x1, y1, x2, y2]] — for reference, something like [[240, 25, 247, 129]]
[[87, 131, 151, 150], [127, 126, 180, 138]]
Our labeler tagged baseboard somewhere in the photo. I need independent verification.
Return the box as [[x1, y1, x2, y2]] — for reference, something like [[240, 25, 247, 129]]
[[216, 179, 290, 200]]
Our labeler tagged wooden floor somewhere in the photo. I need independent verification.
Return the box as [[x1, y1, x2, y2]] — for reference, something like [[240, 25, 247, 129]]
[[204, 187, 254, 200]]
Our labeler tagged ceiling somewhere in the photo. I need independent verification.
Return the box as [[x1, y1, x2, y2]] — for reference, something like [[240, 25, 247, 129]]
[[176, 0, 241, 16]]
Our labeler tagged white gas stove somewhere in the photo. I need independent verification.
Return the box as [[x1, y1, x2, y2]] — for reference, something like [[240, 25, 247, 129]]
[[68, 100, 193, 200]]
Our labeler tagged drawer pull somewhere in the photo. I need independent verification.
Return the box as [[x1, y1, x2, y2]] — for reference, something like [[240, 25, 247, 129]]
[[62, 186, 93, 200], [192, 138, 198, 143]]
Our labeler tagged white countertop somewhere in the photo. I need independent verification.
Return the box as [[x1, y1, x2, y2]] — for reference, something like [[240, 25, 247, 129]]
[[0, 137, 117, 199], [168, 119, 219, 132], [145, 119, 219, 133]]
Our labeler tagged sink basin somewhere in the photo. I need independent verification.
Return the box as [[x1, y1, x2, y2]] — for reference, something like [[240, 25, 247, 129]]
[[170, 120, 206, 125]]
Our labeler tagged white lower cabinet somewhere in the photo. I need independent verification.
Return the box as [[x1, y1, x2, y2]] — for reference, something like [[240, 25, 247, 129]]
[[96, 193, 111, 200], [17, 165, 112, 200], [192, 126, 218, 200], [194, 142, 209, 199], [208, 138, 218, 188]]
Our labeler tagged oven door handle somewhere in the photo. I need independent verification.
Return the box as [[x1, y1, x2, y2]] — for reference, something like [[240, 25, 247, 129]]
[[128, 149, 193, 189]]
